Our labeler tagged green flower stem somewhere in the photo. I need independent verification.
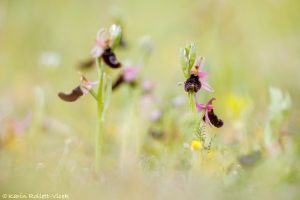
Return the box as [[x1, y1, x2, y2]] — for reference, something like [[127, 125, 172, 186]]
[[95, 58, 105, 173], [188, 91, 197, 113]]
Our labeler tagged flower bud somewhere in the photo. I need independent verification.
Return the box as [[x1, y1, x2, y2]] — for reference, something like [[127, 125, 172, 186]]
[[109, 24, 122, 49]]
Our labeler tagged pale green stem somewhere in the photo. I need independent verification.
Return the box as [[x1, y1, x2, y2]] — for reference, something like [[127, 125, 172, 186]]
[[188, 91, 197, 113], [95, 58, 105, 173]]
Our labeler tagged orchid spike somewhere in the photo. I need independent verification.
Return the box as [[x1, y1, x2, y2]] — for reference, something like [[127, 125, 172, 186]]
[[196, 97, 216, 126]]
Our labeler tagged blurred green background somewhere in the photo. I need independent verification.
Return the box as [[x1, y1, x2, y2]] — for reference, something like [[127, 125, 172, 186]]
[[1, 0, 300, 199]]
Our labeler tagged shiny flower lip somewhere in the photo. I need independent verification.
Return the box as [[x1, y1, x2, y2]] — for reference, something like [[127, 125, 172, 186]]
[[184, 74, 201, 93], [101, 48, 121, 68], [205, 109, 224, 128]]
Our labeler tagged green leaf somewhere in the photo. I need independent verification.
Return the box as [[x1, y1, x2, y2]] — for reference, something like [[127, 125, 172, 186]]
[[102, 74, 112, 120]]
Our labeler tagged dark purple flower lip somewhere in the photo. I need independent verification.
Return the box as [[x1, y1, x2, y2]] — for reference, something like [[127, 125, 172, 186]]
[[202, 109, 224, 128], [101, 48, 121, 68], [184, 74, 201, 93], [58, 86, 84, 102]]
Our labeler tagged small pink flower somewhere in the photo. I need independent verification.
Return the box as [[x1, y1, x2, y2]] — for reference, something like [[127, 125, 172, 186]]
[[191, 56, 214, 92], [123, 66, 139, 82], [196, 97, 216, 126]]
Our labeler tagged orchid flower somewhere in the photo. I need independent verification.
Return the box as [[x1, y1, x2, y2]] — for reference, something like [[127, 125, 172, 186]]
[[196, 97, 223, 128], [182, 56, 214, 94], [196, 97, 216, 126], [191, 56, 214, 92], [58, 73, 98, 102], [90, 25, 122, 68]]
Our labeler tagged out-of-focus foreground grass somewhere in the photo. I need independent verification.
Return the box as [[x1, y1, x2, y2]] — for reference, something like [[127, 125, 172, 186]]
[[0, 0, 300, 199]]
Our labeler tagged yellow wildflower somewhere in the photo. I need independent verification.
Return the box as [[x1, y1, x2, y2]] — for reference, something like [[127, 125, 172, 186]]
[[190, 140, 202, 151]]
